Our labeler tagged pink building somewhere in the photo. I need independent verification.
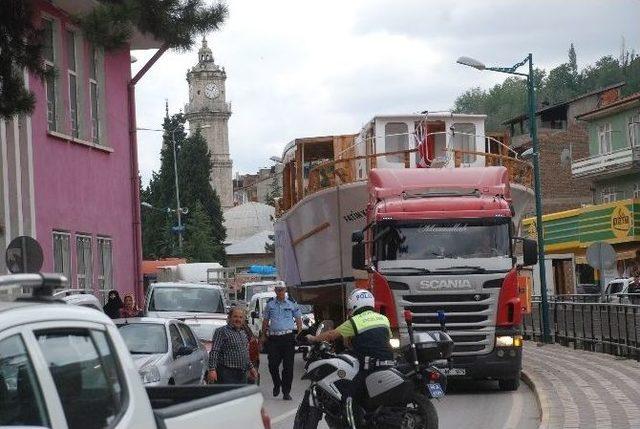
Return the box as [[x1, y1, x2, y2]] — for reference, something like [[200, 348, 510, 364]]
[[0, 1, 160, 301]]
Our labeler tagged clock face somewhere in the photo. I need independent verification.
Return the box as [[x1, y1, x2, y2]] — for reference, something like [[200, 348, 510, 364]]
[[204, 83, 220, 99]]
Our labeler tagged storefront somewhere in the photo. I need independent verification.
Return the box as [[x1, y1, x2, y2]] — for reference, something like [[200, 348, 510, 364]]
[[523, 198, 640, 293]]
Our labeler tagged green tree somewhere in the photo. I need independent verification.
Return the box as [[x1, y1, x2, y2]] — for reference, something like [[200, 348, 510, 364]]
[[178, 128, 226, 264], [183, 202, 217, 262], [568, 43, 578, 75], [264, 174, 282, 207], [0, 0, 54, 118]]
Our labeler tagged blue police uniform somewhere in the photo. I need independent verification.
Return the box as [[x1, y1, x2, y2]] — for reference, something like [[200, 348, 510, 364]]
[[264, 297, 301, 398]]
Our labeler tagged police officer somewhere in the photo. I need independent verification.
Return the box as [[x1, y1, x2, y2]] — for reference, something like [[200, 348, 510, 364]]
[[307, 288, 393, 362], [262, 283, 302, 400]]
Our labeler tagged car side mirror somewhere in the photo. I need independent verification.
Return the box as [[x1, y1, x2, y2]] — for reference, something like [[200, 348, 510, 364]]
[[352, 230, 366, 270], [175, 345, 193, 358], [522, 238, 538, 267]]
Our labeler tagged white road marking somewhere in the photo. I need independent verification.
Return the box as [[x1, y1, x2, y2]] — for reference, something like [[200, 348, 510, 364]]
[[271, 407, 299, 424], [503, 383, 524, 429]]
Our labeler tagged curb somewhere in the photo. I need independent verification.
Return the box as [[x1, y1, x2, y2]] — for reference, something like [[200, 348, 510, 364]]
[[521, 369, 546, 429]]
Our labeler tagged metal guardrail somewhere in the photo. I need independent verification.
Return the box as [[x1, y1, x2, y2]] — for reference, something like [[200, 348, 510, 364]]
[[524, 296, 640, 360]]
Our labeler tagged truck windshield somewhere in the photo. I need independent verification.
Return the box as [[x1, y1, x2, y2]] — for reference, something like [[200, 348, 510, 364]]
[[148, 287, 225, 313], [374, 219, 510, 261], [118, 323, 168, 354]]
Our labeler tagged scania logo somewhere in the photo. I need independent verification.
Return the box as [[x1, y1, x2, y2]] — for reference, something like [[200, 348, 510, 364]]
[[419, 279, 473, 290]]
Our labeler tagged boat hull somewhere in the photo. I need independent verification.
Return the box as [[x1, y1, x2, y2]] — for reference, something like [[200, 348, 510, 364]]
[[275, 181, 367, 299]]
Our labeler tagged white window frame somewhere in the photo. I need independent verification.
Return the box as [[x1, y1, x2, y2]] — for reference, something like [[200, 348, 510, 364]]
[[600, 186, 617, 204], [65, 29, 79, 138], [42, 18, 57, 132], [629, 114, 640, 148], [598, 123, 612, 154], [76, 234, 93, 290], [451, 122, 477, 164], [89, 45, 101, 144], [52, 231, 71, 283], [96, 236, 113, 294], [633, 183, 640, 199], [384, 122, 410, 163]]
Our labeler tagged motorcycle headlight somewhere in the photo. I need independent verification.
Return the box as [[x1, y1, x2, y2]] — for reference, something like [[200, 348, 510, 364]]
[[389, 338, 401, 349], [139, 365, 161, 384]]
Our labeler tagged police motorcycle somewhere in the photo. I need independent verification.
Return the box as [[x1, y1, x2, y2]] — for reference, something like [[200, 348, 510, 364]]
[[293, 310, 453, 429]]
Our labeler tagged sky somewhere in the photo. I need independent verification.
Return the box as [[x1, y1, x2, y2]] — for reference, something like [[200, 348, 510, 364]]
[[133, 0, 640, 186]]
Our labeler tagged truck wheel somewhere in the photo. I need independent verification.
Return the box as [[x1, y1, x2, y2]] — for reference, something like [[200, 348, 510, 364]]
[[498, 377, 520, 391]]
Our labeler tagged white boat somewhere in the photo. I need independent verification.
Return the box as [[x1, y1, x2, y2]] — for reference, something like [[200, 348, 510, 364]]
[[274, 113, 534, 305]]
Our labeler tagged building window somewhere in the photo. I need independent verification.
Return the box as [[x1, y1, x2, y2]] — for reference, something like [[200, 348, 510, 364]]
[[42, 18, 57, 132], [52, 232, 71, 282], [65, 30, 79, 137], [634, 183, 640, 199], [76, 235, 92, 290], [451, 123, 477, 163], [629, 114, 640, 148], [598, 123, 612, 154], [97, 237, 113, 293], [600, 186, 618, 204], [385, 122, 409, 163], [89, 46, 100, 143]]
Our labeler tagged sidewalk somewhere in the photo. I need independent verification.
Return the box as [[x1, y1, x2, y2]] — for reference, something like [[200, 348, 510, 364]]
[[522, 342, 640, 429]]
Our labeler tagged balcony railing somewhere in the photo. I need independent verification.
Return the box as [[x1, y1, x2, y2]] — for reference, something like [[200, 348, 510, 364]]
[[571, 146, 639, 178]]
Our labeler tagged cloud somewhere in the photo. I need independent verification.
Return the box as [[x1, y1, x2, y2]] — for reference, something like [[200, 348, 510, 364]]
[[133, 0, 640, 186]]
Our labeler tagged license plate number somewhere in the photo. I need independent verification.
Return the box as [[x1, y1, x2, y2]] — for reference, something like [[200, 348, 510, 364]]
[[427, 383, 444, 398], [442, 368, 466, 376]]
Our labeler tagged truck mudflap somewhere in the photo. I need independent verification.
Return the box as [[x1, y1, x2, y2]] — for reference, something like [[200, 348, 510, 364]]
[[439, 346, 522, 380]]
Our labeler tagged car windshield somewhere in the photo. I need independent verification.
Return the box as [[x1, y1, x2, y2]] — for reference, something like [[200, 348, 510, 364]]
[[374, 219, 511, 261], [117, 323, 168, 354], [148, 287, 225, 313]]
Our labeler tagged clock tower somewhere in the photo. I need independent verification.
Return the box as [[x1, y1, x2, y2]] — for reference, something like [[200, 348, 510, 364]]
[[185, 38, 233, 209]]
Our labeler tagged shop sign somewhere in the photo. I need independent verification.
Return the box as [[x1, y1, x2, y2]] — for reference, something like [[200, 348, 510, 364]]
[[611, 204, 633, 239]]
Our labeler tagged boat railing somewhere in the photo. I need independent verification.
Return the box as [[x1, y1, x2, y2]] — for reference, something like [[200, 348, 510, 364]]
[[276, 133, 533, 216]]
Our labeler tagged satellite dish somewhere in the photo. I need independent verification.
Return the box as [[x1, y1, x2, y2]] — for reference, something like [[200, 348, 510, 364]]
[[560, 148, 572, 167], [520, 147, 534, 160]]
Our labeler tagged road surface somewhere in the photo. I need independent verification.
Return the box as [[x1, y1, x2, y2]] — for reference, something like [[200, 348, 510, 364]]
[[260, 354, 540, 429]]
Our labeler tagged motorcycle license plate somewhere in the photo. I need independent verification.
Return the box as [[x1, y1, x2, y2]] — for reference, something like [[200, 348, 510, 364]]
[[427, 383, 444, 399], [442, 368, 466, 376]]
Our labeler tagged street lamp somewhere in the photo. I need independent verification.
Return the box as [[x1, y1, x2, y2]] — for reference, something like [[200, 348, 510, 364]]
[[457, 53, 551, 344], [137, 124, 210, 252]]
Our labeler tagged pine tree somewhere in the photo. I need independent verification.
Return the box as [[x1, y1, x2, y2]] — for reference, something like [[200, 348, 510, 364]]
[[178, 128, 227, 264], [0, 0, 54, 118], [264, 174, 282, 207], [183, 202, 217, 262], [568, 43, 578, 75]]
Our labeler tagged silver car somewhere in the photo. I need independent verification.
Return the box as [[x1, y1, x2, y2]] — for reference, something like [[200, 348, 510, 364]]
[[116, 317, 208, 386]]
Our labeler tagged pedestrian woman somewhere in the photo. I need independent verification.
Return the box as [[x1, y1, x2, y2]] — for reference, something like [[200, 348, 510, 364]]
[[243, 323, 261, 384], [103, 290, 123, 319], [207, 307, 258, 384], [119, 293, 142, 318]]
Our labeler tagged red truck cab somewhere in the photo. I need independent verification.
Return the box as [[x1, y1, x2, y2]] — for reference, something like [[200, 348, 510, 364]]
[[352, 166, 538, 391]]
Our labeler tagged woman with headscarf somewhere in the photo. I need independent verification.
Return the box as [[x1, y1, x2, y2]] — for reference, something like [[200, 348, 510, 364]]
[[119, 293, 142, 318], [103, 290, 123, 319]]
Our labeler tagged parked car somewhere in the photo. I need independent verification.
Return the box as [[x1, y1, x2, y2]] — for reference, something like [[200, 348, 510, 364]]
[[116, 317, 208, 386], [602, 277, 636, 303], [145, 282, 227, 322], [247, 291, 315, 353], [0, 273, 269, 429], [53, 288, 103, 310], [181, 316, 228, 352]]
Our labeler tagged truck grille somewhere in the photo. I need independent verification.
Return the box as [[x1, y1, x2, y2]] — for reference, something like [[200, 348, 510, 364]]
[[397, 291, 498, 356]]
